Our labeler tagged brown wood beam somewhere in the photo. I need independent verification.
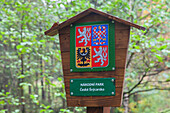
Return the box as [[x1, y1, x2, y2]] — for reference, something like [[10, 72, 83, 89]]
[[87, 107, 110, 113]]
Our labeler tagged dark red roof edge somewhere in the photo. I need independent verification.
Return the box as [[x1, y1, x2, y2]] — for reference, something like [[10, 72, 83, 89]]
[[45, 8, 146, 36]]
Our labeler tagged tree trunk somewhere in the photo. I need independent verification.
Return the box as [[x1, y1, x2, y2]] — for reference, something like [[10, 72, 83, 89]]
[[19, 21, 25, 113], [40, 46, 45, 100], [124, 94, 129, 113], [62, 88, 66, 109], [35, 66, 38, 96], [51, 79, 54, 104], [41, 76, 45, 100], [48, 83, 51, 103], [110, 107, 115, 113], [19, 52, 25, 113]]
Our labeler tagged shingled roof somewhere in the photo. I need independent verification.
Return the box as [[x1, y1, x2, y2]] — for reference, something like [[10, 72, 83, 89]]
[[45, 8, 145, 36]]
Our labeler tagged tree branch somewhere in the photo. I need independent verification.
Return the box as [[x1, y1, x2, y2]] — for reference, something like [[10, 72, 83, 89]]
[[126, 52, 135, 68], [146, 68, 169, 76], [141, 80, 170, 84], [139, 13, 151, 21], [124, 71, 148, 94], [124, 87, 170, 98]]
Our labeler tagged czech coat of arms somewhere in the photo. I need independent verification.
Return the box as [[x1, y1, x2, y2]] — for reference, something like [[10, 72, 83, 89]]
[[76, 25, 109, 68], [70, 22, 115, 72]]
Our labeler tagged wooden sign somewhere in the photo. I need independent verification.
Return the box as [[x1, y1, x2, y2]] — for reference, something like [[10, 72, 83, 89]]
[[44, 8, 145, 107], [70, 21, 115, 72], [70, 78, 115, 96]]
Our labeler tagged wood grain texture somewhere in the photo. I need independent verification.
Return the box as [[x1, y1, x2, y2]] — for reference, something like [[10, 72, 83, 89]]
[[59, 13, 130, 107], [45, 8, 145, 36], [87, 107, 110, 113], [87, 107, 103, 113], [103, 107, 111, 113]]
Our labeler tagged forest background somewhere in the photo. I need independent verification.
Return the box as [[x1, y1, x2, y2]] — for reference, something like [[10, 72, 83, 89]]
[[0, 0, 169, 113]]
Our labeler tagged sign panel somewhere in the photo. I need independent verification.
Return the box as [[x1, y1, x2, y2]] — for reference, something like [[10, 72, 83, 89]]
[[70, 21, 115, 72], [70, 78, 115, 96]]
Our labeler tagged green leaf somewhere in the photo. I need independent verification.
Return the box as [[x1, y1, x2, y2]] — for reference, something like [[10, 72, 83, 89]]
[[58, 77, 62, 81], [166, 79, 170, 82], [158, 45, 167, 50], [165, 62, 170, 68], [0, 100, 5, 105], [155, 54, 163, 62], [19, 83, 32, 86], [16, 45, 23, 50], [40, 40, 46, 43], [17, 75, 26, 79]]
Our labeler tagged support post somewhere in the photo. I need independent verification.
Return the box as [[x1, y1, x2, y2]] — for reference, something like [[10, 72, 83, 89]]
[[87, 107, 110, 113]]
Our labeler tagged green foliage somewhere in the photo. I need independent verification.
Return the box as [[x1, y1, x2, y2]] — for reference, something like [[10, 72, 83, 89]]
[[0, 0, 169, 112], [135, 91, 170, 113], [0, 90, 20, 112]]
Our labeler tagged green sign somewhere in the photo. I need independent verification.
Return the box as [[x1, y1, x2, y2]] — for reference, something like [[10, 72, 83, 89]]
[[70, 78, 115, 96], [70, 21, 115, 72]]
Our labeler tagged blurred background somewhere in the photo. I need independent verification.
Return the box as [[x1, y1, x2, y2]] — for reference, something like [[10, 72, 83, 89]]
[[0, 0, 169, 113]]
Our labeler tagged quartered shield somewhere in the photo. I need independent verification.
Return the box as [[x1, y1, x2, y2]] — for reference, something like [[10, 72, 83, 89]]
[[70, 21, 115, 72]]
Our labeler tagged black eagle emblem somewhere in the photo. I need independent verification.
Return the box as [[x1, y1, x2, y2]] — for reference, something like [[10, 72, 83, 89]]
[[77, 47, 90, 66]]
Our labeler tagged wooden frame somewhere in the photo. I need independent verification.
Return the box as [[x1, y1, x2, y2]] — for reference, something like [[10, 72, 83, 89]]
[[44, 8, 145, 107], [70, 21, 115, 72]]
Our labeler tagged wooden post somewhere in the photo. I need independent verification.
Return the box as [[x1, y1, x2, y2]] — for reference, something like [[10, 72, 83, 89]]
[[87, 107, 110, 113], [104, 107, 111, 113]]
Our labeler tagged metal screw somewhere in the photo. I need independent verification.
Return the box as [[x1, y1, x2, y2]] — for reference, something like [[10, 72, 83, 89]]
[[112, 21, 114, 23], [112, 67, 115, 70], [112, 92, 114, 95], [70, 24, 73, 27], [71, 80, 73, 83], [71, 92, 73, 95], [111, 79, 114, 82], [70, 69, 73, 72]]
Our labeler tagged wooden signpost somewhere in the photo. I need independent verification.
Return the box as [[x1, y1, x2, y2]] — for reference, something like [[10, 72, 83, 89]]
[[45, 8, 145, 113]]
